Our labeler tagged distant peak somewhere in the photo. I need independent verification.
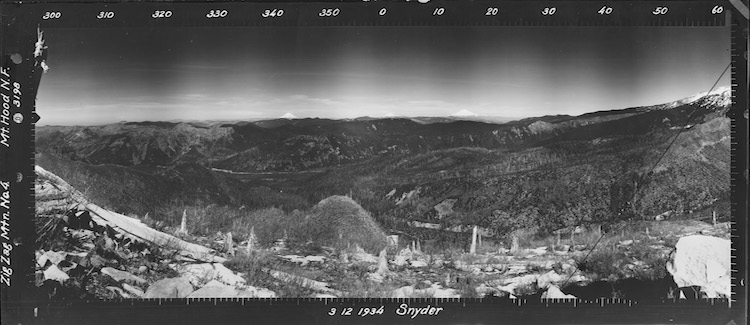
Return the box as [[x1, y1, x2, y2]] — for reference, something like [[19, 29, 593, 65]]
[[384, 113, 397, 118], [280, 113, 298, 119], [661, 86, 731, 110], [450, 109, 479, 117]]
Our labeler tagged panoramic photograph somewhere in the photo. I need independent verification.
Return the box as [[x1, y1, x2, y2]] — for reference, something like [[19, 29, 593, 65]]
[[32, 25, 731, 300]]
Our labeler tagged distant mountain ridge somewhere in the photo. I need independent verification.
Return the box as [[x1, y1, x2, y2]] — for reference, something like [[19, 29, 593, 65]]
[[36, 88, 730, 173]]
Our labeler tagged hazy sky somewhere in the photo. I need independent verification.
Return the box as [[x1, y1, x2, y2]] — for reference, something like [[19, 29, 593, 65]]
[[37, 26, 731, 125]]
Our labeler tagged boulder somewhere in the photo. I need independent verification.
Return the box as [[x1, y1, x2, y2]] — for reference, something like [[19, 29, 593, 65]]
[[144, 277, 194, 298], [393, 255, 409, 267], [537, 270, 565, 290], [666, 235, 730, 298], [475, 283, 496, 297], [106, 286, 131, 298], [410, 260, 428, 268], [122, 283, 144, 297], [36, 251, 66, 267], [541, 285, 576, 299], [432, 259, 445, 268], [392, 284, 459, 298], [315, 293, 338, 298], [43, 265, 69, 283], [280, 255, 326, 266], [497, 274, 539, 296], [367, 272, 385, 283], [101, 267, 147, 285], [431, 284, 460, 298], [237, 286, 276, 298], [87, 254, 108, 268], [188, 280, 240, 298], [173, 263, 246, 287], [618, 240, 634, 246], [392, 285, 415, 298], [350, 246, 378, 263]]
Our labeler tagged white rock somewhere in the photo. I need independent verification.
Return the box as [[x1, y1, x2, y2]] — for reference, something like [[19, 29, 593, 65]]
[[410, 260, 428, 268], [496, 284, 516, 295], [367, 272, 384, 283], [393, 255, 409, 267], [555, 245, 571, 252], [392, 284, 459, 298], [280, 255, 325, 266], [122, 283, 144, 297], [500, 274, 539, 295], [504, 274, 539, 287], [666, 235, 730, 298], [173, 263, 246, 287], [392, 286, 415, 298], [101, 267, 147, 284], [475, 284, 495, 297], [106, 286, 131, 298], [542, 285, 576, 299], [43, 265, 69, 283], [315, 293, 338, 299], [567, 274, 588, 284], [37, 251, 66, 267], [144, 277, 194, 298], [351, 247, 378, 263], [189, 280, 276, 298], [239, 286, 276, 298], [188, 280, 240, 298], [430, 284, 460, 298], [537, 270, 564, 290]]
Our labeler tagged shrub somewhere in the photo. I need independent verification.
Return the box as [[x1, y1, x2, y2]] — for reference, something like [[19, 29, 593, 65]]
[[574, 243, 623, 280], [303, 196, 388, 253]]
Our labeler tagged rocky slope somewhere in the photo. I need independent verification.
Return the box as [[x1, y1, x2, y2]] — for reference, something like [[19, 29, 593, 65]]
[[35, 166, 730, 300], [35, 165, 275, 299]]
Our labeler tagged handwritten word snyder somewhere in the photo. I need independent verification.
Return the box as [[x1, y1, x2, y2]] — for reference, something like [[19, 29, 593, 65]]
[[327, 303, 444, 318]]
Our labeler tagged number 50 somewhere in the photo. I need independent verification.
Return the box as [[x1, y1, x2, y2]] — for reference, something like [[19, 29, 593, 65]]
[[652, 6, 668, 15]]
